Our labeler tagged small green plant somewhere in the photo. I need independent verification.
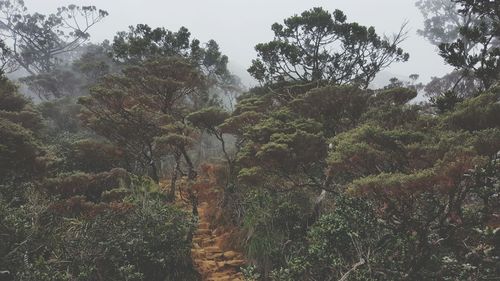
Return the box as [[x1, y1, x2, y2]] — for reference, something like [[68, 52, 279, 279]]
[[242, 265, 261, 281]]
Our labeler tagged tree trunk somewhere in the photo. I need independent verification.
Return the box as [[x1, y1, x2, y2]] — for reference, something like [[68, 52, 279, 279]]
[[149, 160, 160, 184], [313, 189, 327, 219], [188, 188, 199, 217], [169, 152, 182, 201], [147, 144, 159, 183], [217, 133, 233, 187], [312, 173, 334, 221], [180, 146, 197, 180]]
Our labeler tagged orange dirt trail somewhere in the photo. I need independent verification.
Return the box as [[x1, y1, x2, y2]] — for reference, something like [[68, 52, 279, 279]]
[[191, 199, 245, 281], [170, 175, 246, 281]]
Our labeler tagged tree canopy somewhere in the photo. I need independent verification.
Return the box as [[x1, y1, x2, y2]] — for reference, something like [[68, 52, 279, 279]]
[[248, 7, 409, 88], [0, 0, 108, 75], [438, 0, 500, 90]]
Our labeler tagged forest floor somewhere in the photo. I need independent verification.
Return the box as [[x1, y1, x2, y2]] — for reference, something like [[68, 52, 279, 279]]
[[171, 177, 246, 281]]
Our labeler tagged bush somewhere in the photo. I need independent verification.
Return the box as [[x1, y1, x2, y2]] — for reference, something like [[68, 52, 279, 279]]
[[2, 178, 200, 281], [46, 198, 197, 281], [242, 188, 311, 278]]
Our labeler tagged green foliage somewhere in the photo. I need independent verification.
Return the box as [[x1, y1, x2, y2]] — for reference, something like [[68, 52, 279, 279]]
[[431, 90, 465, 113], [0, 50, 200, 278], [248, 7, 409, 87], [438, 0, 500, 89], [236, 108, 327, 189], [425, 70, 481, 103], [111, 23, 242, 101], [0, 0, 108, 75], [372, 87, 418, 106], [232, 59, 500, 280], [416, 0, 472, 46], [289, 86, 369, 137], [1, 187, 197, 281], [242, 188, 311, 277], [443, 89, 500, 131], [72, 42, 115, 85], [20, 69, 83, 100], [64, 139, 126, 173], [328, 124, 426, 183], [0, 78, 47, 185], [0, 118, 43, 181], [0, 78, 27, 111], [79, 56, 206, 182], [306, 196, 385, 280], [187, 107, 229, 133], [40, 168, 128, 201], [0, 78, 44, 133], [37, 97, 82, 134], [242, 265, 261, 281], [52, 198, 195, 281], [112, 24, 229, 80]]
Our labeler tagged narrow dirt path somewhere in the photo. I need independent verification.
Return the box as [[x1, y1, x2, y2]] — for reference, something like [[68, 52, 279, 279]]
[[191, 199, 245, 281]]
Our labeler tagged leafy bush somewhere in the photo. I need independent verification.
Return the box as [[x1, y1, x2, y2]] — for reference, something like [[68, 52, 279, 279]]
[[242, 188, 311, 277], [1, 179, 199, 281]]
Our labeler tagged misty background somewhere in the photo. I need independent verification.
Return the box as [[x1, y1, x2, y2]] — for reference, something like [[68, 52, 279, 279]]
[[24, 0, 453, 88]]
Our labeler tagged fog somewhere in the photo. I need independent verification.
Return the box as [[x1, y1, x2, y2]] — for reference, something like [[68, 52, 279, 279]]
[[25, 0, 453, 87]]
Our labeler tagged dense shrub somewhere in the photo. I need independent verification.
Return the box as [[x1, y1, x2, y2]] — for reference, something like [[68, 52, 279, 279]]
[[1, 179, 199, 281]]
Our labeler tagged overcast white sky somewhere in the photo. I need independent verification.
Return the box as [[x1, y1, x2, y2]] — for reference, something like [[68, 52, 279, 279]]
[[25, 0, 453, 87]]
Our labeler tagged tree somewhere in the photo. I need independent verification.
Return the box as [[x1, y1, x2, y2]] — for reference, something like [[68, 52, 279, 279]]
[[230, 85, 417, 193], [438, 0, 500, 90], [20, 68, 83, 100], [0, 77, 46, 186], [416, 0, 488, 103], [384, 74, 424, 92], [72, 41, 116, 87], [0, 38, 14, 75], [187, 107, 232, 182], [19, 42, 117, 100], [323, 88, 500, 279], [112, 24, 230, 80], [425, 70, 481, 98], [79, 57, 207, 183], [112, 24, 242, 110], [227, 86, 396, 235], [248, 7, 409, 88], [416, 0, 479, 46], [229, 78, 500, 279], [37, 97, 83, 134], [112, 24, 192, 64], [0, 0, 108, 75], [59, 138, 126, 174]]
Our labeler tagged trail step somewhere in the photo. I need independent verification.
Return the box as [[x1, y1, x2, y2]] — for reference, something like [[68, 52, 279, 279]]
[[186, 183, 245, 281], [195, 228, 212, 235]]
